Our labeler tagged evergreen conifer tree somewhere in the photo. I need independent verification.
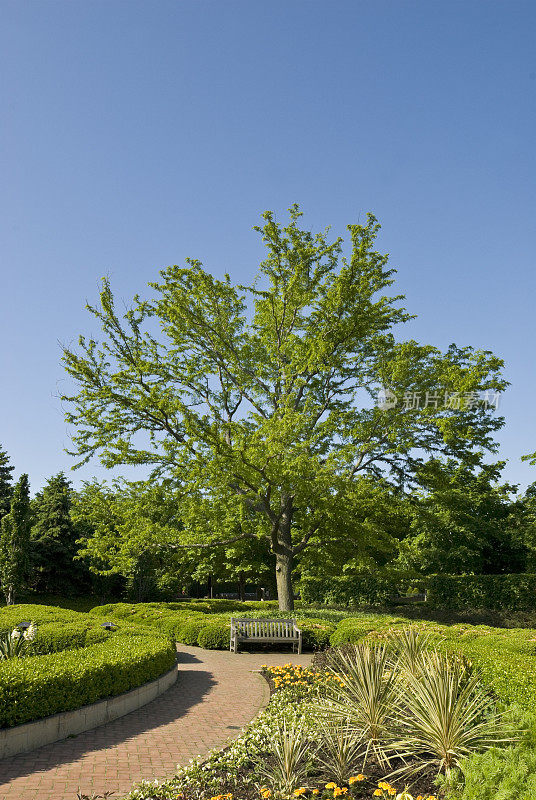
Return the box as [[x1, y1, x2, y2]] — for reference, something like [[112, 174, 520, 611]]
[[0, 474, 31, 604], [0, 445, 14, 521], [31, 472, 88, 593]]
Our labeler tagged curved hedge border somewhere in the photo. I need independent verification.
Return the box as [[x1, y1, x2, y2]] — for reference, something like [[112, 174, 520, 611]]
[[0, 606, 176, 728], [0, 604, 111, 655]]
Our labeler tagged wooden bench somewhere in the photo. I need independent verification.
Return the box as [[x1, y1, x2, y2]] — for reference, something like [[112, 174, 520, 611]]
[[230, 618, 302, 654]]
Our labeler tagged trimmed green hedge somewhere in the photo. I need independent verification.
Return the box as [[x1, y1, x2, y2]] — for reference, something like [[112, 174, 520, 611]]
[[301, 572, 536, 612], [0, 605, 176, 728], [328, 612, 536, 708], [300, 573, 416, 607], [0, 604, 111, 655], [197, 623, 231, 650], [425, 573, 536, 611], [91, 602, 335, 652]]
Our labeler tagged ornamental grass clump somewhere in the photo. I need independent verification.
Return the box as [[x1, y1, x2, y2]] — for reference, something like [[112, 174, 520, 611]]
[[253, 717, 316, 796], [314, 719, 365, 786]]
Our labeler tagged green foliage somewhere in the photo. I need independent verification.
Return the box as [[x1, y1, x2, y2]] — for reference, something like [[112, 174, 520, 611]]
[[72, 480, 186, 602], [300, 572, 412, 607], [178, 618, 214, 645], [0, 630, 175, 727], [31, 472, 92, 595], [0, 603, 176, 727], [0, 474, 31, 604], [62, 207, 507, 610], [296, 619, 335, 650], [326, 612, 536, 710], [398, 460, 527, 576], [197, 622, 230, 649], [448, 713, 536, 800], [0, 445, 14, 521], [90, 601, 333, 651], [425, 573, 536, 611]]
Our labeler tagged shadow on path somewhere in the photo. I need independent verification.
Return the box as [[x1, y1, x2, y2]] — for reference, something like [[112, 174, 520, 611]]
[[0, 666, 215, 786]]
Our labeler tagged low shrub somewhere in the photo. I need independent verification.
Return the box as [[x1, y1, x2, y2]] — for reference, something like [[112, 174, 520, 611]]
[[0, 605, 111, 656], [327, 613, 536, 710], [446, 713, 536, 800], [178, 618, 214, 645], [297, 619, 336, 650], [0, 604, 176, 728], [197, 622, 230, 650], [0, 627, 176, 728]]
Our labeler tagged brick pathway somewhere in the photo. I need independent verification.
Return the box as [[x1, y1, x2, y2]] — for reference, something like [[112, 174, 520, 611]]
[[0, 646, 312, 800]]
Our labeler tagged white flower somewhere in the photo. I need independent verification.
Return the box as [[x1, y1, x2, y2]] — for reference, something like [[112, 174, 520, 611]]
[[23, 622, 36, 642], [11, 629, 21, 640]]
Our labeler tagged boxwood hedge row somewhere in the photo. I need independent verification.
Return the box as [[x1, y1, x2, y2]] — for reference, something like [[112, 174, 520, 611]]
[[0, 606, 176, 728], [327, 612, 536, 708], [90, 602, 335, 651], [0, 604, 112, 655]]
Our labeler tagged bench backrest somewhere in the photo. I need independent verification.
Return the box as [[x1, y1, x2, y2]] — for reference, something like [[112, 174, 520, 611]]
[[230, 618, 299, 638]]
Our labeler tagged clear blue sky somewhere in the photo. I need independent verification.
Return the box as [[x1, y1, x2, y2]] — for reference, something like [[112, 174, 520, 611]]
[[1, 0, 535, 493]]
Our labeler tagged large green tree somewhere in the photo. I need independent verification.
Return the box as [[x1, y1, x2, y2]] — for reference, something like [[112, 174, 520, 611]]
[[0, 474, 31, 604], [63, 207, 506, 609]]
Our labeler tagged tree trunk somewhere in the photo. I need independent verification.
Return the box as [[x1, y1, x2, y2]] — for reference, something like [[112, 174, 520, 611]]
[[6, 585, 14, 605], [238, 571, 246, 602], [275, 549, 294, 611], [273, 494, 294, 610]]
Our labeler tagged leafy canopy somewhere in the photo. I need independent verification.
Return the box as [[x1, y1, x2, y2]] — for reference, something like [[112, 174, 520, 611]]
[[62, 207, 507, 608]]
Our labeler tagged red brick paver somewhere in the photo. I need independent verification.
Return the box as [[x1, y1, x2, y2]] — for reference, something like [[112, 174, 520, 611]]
[[0, 646, 312, 800]]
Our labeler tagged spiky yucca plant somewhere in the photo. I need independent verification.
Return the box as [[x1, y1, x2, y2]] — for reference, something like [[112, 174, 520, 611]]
[[389, 650, 515, 780], [314, 718, 364, 785], [385, 626, 439, 675], [253, 717, 315, 795], [319, 642, 400, 767]]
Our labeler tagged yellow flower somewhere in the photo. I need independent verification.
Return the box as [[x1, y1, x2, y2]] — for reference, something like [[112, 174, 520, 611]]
[[333, 789, 343, 797], [294, 790, 307, 797], [325, 783, 338, 790], [348, 775, 365, 784], [312, 791, 319, 796], [373, 792, 383, 798], [261, 791, 272, 798], [388, 791, 396, 797]]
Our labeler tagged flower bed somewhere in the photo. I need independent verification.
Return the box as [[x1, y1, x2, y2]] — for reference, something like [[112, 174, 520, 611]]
[[122, 628, 510, 800]]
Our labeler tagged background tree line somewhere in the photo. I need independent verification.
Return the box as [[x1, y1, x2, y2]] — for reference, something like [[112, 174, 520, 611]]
[[2, 441, 536, 606]]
